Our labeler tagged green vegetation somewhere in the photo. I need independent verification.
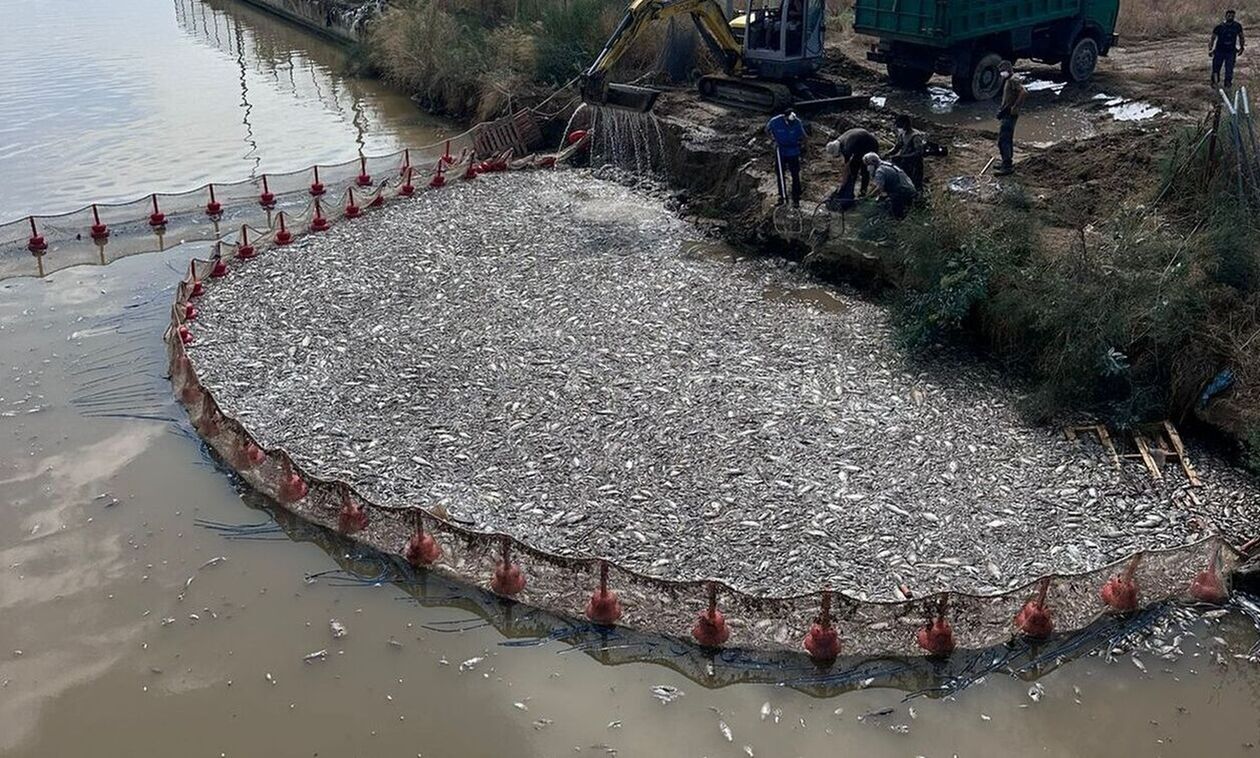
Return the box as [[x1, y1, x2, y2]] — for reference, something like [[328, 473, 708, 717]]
[[886, 116, 1260, 436], [367, 0, 658, 119]]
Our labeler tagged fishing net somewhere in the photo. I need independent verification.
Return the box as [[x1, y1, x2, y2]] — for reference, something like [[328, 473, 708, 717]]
[[163, 207, 1257, 657], [0, 109, 584, 282]]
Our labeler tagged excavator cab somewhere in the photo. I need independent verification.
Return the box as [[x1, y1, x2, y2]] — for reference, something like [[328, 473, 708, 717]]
[[741, 0, 826, 78], [580, 0, 842, 113]]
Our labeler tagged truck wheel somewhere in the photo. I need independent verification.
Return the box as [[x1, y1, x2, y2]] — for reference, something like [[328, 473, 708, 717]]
[[887, 63, 932, 89], [1062, 37, 1099, 82], [952, 52, 1005, 101]]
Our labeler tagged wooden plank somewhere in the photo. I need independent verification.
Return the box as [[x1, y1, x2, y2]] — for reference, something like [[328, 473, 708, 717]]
[[1064, 426, 1078, 442], [1133, 433, 1163, 480], [1096, 426, 1122, 469], [1162, 420, 1203, 487]]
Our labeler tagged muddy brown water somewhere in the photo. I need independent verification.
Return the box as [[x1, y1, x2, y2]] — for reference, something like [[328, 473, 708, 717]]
[[2, 2, 1260, 757]]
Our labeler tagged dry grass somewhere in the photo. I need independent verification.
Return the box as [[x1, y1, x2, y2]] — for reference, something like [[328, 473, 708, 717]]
[[1119, 0, 1257, 41]]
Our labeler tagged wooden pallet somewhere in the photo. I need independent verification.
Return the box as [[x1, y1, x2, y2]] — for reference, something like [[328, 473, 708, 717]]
[[1064, 421, 1202, 486], [472, 109, 542, 160], [1064, 424, 1121, 469]]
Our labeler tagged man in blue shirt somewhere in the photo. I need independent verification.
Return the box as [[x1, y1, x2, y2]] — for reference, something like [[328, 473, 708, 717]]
[[767, 108, 807, 208]]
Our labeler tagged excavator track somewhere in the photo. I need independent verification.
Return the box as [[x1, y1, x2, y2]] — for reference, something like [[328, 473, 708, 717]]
[[697, 75, 791, 112]]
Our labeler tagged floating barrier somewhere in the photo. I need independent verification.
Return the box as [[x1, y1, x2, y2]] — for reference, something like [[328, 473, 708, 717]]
[[157, 152, 1258, 659]]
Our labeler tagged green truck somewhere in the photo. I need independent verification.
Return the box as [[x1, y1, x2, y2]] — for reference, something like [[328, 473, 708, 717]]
[[853, 0, 1121, 100]]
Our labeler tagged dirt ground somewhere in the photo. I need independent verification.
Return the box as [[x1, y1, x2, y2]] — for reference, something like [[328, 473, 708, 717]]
[[654, 29, 1254, 238]]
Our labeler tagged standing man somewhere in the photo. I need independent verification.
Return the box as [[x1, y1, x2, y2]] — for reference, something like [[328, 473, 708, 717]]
[[767, 108, 807, 208], [1211, 10, 1246, 89], [863, 152, 918, 218], [994, 61, 1027, 176], [889, 114, 928, 189], [824, 127, 880, 207]]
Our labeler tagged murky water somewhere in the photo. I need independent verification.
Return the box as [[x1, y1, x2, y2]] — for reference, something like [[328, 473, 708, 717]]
[[2, 2, 1260, 757], [0, 0, 451, 219]]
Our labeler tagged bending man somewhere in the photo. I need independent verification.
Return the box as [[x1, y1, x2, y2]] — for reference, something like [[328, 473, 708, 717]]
[[863, 152, 917, 218], [825, 127, 880, 209]]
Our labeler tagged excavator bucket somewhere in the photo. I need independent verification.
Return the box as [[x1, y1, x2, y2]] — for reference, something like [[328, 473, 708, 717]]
[[602, 83, 661, 112], [580, 73, 660, 112]]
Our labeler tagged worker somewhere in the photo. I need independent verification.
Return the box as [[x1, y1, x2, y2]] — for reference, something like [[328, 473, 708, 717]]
[[889, 114, 928, 189], [767, 108, 807, 208], [824, 127, 879, 207], [1211, 10, 1246, 89], [994, 61, 1027, 176], [863, 152, 917, 218]]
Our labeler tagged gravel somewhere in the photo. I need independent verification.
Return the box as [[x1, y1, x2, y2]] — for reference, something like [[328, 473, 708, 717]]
[[188, 170, 1259, 599]]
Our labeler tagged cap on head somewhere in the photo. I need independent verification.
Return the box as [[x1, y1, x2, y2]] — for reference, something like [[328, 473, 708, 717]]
[[862, 152, 881, 167], [784, 107, 797, 121]]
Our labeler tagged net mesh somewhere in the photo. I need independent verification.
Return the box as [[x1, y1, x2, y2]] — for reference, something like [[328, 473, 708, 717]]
[[0, 123, 573, 280], [164, 236, 1253, 658]]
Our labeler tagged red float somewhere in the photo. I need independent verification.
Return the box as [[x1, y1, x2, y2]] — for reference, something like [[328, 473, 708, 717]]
[[310, 198, 330, 232], [538, 156, 556, 169], [27, 217, 47, 254], [1015, 577, 1054, 639], [309, 166, 325, 197], [803, 590, 841, 663], [1189, 545, 1227, 604], [177, 324, 194, 345], [259, 175, 276, 209], [277, 458, 307, 503], [356, 154, 372, 187], [148, 194, 166, 227], [585, 561, 623, 625], [429, 161, 446, 189], [210, 256, 228, 279], [344, 187, 362, 219], [462, 160, 478, 181], [184, 302, 198, 321], [236, 226, 256, 259], [404, 513, 442, 567], [691, 582, 731, 648], [441, 140, 454, 165], [337, 492, 369, 534], [490, 540, 526, 596], [205, 184, 223, 217], [1101, 555, 1142, 612], [275, 212, 293, 245], [400, 166, 416, 196], [566, 129, 588, 146], [917, 596, 955, 657], [90, 205, 109, 241]]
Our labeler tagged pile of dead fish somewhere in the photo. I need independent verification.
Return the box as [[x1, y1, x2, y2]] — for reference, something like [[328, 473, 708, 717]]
[[188, 171, 1259, 599]]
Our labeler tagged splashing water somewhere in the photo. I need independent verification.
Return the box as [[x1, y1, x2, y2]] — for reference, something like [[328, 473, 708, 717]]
[[578, 104, 668, 175]]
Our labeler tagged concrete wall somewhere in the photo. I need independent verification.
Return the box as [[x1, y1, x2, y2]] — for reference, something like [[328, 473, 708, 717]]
[[234, 0, 366, 44]]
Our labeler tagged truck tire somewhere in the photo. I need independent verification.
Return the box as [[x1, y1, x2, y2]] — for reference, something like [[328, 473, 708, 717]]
[[887, 63, 932, 89], [952, 52, 1005, 101], [1062, 36, 1099, 82]]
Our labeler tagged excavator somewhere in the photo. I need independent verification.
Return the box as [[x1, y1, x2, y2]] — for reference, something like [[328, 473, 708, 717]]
[[580, 0, 865, 112]]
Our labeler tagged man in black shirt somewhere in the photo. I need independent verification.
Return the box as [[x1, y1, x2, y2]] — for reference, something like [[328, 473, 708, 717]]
[[1211, 10, 1246, 88]]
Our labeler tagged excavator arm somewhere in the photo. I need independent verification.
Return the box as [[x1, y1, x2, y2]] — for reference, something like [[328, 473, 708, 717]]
[[581, 0, 744, 111]]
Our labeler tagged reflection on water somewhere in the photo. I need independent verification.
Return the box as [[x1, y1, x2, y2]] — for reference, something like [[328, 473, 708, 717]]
[[0, 0, 450, 219]]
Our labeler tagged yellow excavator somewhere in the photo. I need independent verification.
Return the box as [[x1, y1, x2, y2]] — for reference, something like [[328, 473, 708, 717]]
[[580, 0, 864, 112]]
